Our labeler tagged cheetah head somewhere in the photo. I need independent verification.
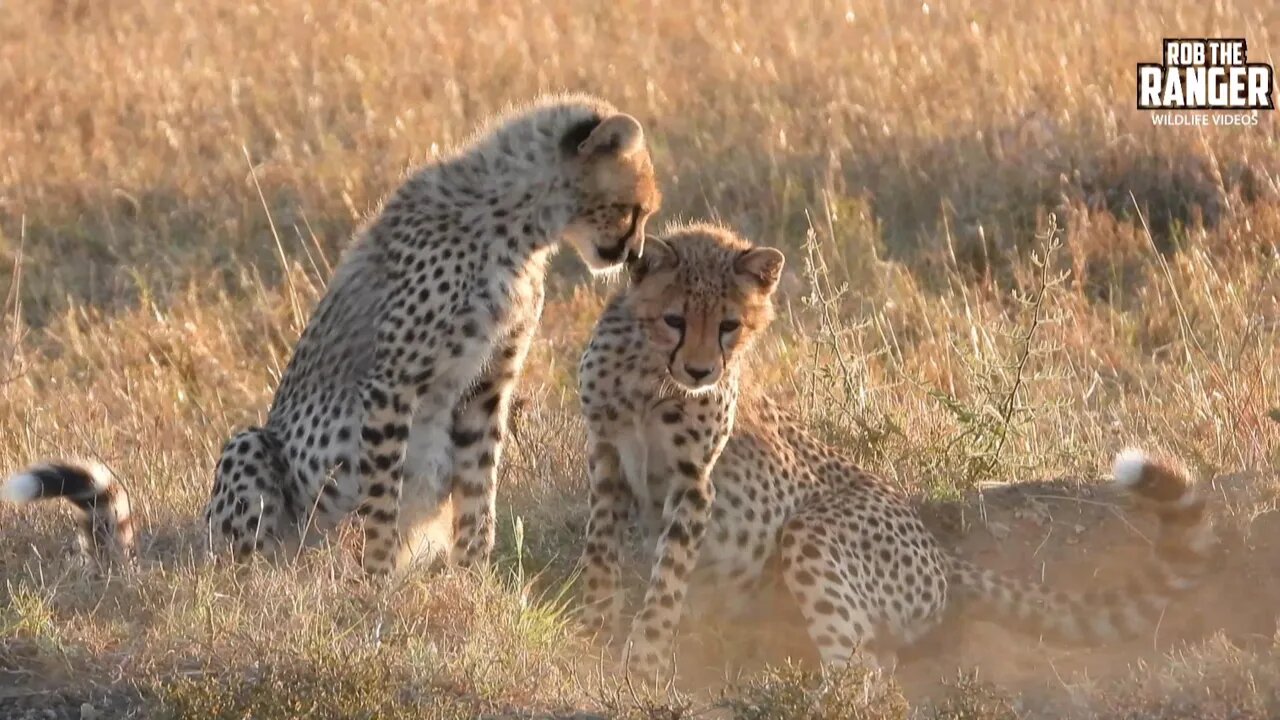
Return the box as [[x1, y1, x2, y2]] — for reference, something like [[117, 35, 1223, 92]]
[[560, 114, 661, 273], [624, 223, 784, 392]]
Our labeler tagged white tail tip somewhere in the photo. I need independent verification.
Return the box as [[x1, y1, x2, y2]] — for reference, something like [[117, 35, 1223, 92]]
[[1112, 447, 1151, 487], [1, 472, 41, 504]]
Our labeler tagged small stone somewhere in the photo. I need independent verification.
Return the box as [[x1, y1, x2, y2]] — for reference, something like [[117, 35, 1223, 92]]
[[80, 704, 99, 720]]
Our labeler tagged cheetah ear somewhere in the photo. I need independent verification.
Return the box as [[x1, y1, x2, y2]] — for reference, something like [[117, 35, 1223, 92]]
[[578, 113, 644, 158], [734, 247, 785, 294], [627, 235, 677, 284]]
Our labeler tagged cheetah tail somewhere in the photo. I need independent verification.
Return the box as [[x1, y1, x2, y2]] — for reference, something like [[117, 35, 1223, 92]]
[[2, 460, 136, 560], [947, 448, 1214, 645]]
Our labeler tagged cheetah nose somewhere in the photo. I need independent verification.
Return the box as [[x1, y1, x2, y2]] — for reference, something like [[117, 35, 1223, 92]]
[[684, 365, 713, 382]]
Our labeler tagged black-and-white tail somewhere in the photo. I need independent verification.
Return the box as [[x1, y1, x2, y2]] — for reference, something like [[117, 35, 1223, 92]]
[[949, 448, 1214, 645], [2, 461, 135, 561]]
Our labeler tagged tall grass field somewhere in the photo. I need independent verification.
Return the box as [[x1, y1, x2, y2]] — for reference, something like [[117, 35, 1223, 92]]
[[1, 1, 1278, 717]]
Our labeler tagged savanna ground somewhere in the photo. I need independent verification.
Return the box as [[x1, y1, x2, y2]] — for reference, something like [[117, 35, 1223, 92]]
[[2, 0, 1279, 717]]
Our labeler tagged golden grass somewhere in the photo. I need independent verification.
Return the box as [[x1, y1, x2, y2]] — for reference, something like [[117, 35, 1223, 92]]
[[1, 0, 1278, 717]]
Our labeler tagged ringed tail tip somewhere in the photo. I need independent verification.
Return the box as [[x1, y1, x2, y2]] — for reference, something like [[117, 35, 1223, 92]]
[[1112, 447, 1152, 488], [1, 472, 41, 504]]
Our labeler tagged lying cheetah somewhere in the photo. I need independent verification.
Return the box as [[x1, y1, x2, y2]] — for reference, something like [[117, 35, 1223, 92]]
[[577, 222, 1215, 679], [5, 94, 660, 576]]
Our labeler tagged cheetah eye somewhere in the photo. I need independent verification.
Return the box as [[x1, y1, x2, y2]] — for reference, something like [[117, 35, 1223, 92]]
[[719, 319, 741, 334], [663, 314, 686, 330]]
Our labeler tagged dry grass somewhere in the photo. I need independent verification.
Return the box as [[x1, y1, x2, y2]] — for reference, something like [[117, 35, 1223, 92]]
[[1, 0, 1278, 717]]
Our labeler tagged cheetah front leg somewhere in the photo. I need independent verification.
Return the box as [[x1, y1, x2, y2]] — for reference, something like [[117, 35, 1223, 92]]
[[624, 407, 729, 683], [580, 439, 631, 639], [446, 324, 534, 567], [356, 356, 421, 576], [356, 298, 469, 576]]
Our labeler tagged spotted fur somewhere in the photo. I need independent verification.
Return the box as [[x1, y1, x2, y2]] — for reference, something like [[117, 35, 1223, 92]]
[[1, 461, 134, 562], [211, 94, 659, 575], [577, 222, 1214, 680], [11, 94, 660, 575]]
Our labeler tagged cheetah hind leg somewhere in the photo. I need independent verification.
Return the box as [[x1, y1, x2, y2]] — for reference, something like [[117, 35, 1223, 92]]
[[398, 479, 455, 570], [205, 427, 292, 563], [779, 496, 903, 675]]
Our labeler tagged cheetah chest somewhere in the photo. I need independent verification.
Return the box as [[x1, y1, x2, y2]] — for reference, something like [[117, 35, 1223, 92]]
[[611, 398, 700, 538]]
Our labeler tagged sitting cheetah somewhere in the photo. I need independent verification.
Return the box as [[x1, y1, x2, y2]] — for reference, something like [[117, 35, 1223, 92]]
[[4, 94, 660, 576], [577, 222, 1215, 679]]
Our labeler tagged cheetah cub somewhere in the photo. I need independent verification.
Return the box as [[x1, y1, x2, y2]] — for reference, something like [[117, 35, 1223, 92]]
[[578, 223, 1214, 680], [5, 94, 660, 576]]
